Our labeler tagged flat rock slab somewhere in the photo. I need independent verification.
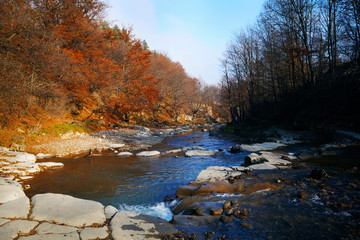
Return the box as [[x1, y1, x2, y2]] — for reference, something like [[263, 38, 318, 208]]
[[18, 232, 80, 240], [185, 150, 216, 157], [108, 144, 126, 149], [0, 196, 30, 219], [248, 163, 278, 170], [80, 226, 109, 240], [0, 184, 26, 203], [136, 151, 161, 157], [240, 142, 286, 152], [110, 211, 176, 240], [35, 222, 78, 235], [195, 166, 242, 182], [31, 193, 105, 227], [116, 152, 133, 157], [0, 220, 38, 239], [37, 162, 64, 169]]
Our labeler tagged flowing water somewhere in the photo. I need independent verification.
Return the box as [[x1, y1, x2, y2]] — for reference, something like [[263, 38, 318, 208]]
[[24, 131, 245, 221]]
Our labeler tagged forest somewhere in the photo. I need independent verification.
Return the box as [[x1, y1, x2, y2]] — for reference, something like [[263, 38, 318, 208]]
[[0, 0, 221, 146], [219, 0, 360, 129]]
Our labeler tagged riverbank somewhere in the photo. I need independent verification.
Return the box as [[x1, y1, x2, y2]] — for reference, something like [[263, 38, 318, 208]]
[[1, 125, 360, 239]]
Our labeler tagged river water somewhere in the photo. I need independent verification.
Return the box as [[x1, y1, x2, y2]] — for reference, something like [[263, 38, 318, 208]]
[[25, 130, 244, 221]]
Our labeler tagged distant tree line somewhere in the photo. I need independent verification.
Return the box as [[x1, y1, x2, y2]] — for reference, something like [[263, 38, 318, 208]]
[[0, 0, 218, 135], [219, 0, 360, 127]]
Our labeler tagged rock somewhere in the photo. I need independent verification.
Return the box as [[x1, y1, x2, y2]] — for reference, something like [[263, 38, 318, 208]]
[[38, 162, 64, 169], [183, 146, 205, 151], [223, 201, 232, 210], [248, 163, 277, 170], [35, 222, 77, 234], [230, 145, 242, 153], [244, 153, 263, 165], [0, 220, 38, 239], [220, 215, 233, 223], [9, 143, 26, 152], [105, 205, 118, 219], [110, 211, 176, 240], [136, 151, 161, 157], [31, 193, 106, 227], [195, 166, 243, 182], [0, 219, 10, 226], [1, 152, 36, 164], [80, 226, 109, 240], [18, 232, 80, 240], [0, 183, 26, 203], [210, 207, 223, 215], [185, 150, 216, 157], [165, 149, 182, 154], [108, 144, 125, 149], [297, 150, 320, 160], [0, 196, 30, 219], [116, 152, 133, 157], [259, 151, 294, 166], [35, 153, 53, 159], [310, 169, 328, 180], [239, 142, 286, 152]]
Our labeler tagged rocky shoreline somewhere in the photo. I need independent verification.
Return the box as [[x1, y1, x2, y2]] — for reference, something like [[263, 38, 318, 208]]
[[1, 125, 360, 239]]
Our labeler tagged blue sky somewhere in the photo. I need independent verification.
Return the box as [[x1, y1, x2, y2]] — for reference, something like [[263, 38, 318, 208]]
[[105, 0, 265, 85]]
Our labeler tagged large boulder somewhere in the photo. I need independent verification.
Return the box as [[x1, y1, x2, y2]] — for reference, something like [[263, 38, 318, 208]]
[[239, 142, 286, 152], [110, 211, 176, 240], [194, 166, 243, 182], [244, 153, 263, 165], [31, 193, 106, 227]]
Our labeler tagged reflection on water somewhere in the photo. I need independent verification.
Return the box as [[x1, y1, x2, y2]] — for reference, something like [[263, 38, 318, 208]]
[[25, 131, 244, 211]]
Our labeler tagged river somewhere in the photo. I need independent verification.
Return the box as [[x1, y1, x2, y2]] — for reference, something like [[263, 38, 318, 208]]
[[24, 130, 244, 221]]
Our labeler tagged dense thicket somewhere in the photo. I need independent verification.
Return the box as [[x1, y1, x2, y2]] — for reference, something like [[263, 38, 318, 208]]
[[220, 0, 360, 128], [0, 0, 218, 139]]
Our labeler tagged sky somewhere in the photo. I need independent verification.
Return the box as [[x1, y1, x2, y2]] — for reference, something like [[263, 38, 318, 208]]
[[105, 0, 265, 85]]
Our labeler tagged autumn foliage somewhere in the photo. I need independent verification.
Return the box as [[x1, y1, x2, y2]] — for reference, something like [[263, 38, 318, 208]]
[[0, 0, 218, 145]]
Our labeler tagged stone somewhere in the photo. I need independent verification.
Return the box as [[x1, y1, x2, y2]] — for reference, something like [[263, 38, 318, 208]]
[[104, 205, 118, 219], [210, 207, 223, 215], [171, 215, 217, 227], [116, 152, 133, 157], [18, 232, 79, 240], [0, 220, 38, 239], [136, 151, 161, 157], [9, 143, 26, 152], [108, 144, 125, 149], [248, 163, 277, 170], [0, 219, 10, 226], [184, 150, 216, 157], [1, 152, 36, 164], [37, 162, 64, 169], [239, 142, 286, 152], [110, 211, 176, 240], [259, 151, 294, 166], [35, 153, 53, 159], [165, 149, 182, 154], [223, 201, 232, 210], [80, 226, 109, 240], [0, 183, 26, 203], [195, 166, 242, 182], [0, 196, 30, 219], [244, 153, 263, 165], [220, 215, 233, 223], [31, 193, 106, 227], [35, 222, 77, 235], [183, 146, 205, 151]]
